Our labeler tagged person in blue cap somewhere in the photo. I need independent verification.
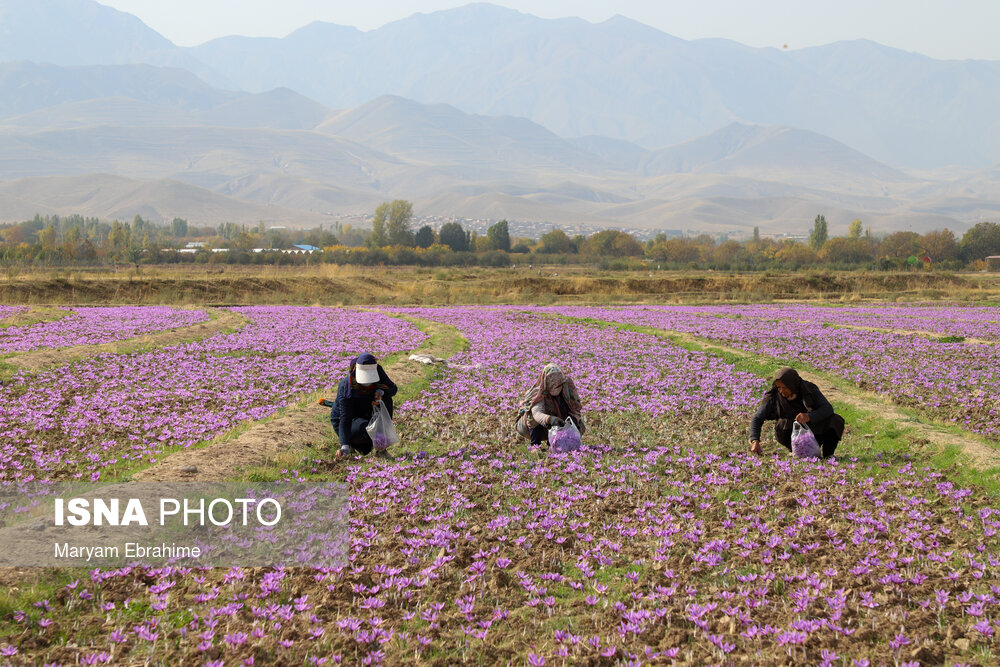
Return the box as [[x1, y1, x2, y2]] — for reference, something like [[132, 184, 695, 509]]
[[319, 353, 398, 459]]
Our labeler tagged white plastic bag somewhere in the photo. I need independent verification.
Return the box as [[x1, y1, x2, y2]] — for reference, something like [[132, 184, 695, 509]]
[[366, 402, 400, 451], [549, 417, 582, 452], [791, 421, 821, 458]]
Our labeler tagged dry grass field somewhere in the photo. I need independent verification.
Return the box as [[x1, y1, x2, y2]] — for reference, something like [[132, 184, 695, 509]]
[[2, 264, 998, 306]]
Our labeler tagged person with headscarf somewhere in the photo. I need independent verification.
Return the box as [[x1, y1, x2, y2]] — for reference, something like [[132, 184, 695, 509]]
[[515, 363, 585, 448], [319, 352, 397, 459], [749, 367, 844, 457]]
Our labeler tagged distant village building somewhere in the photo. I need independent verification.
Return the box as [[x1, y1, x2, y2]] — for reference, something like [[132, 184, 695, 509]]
[[178, 241, 207, 254], [250, 245, 320, 254], [986, 256, 1000, 271]]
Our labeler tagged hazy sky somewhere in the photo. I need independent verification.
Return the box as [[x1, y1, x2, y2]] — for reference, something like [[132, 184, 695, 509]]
[[97, 0, 1000, 61]]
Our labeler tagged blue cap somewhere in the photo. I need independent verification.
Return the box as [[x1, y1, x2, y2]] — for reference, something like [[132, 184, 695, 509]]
[[355, 352, 380, 385]]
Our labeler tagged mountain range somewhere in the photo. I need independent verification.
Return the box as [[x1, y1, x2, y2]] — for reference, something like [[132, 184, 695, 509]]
[[0, 0, 999, 236]]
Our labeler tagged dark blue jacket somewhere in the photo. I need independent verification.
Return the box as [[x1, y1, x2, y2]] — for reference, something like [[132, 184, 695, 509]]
[[330, 364, 397, 448]]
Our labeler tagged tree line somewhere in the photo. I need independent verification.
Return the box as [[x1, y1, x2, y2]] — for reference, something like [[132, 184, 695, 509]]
[[2, 206, 1000, 271]]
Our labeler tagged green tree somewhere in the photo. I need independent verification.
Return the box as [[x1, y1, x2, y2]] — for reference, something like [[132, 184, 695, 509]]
[[385, 200, 415, 247], [438, 222, 468, 251], [414, 225, 435, 249], [880, 231, 921, 260], [171, 217, 189, 237], [109, 220, 131, 250], [232, 231, 258, 252], [818, 237, 874, 265], [486, 219, 511, 252], [775, 241, 816, 268], [847, 219, 863, 239], [960, 222, 1000, 262], [124, 246, 143, 265], [810, 215, 829, 250], [538, 228, 574, 254], [585, 229, 644, 257], [38, 225, 57, 252], [368, 205, 389, 248], [920, 229, 959, 262]]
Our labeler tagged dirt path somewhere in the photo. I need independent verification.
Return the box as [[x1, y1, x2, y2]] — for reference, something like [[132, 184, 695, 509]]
[[653, 328, 1000, 469], [132, 319, 459, 482], [4, 308, 248, 373]]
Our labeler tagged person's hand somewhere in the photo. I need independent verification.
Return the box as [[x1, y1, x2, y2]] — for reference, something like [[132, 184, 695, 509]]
[[549, 417, 565, 427], [318, 398, 328, 405], [372, 389, 384, 406], [750, 440, 762, 454], [795, 412, 810, 424]]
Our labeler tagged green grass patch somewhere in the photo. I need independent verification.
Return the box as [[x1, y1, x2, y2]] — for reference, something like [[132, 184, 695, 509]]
[[386, 313, 470, 404]]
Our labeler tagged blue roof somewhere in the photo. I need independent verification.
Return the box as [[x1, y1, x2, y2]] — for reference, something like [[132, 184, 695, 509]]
[[293, 244, 320, 251]]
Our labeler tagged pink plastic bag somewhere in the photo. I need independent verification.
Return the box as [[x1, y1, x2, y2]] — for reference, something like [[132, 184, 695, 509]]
[[549, 417, 582, 452], [791, 421, 821, 458]]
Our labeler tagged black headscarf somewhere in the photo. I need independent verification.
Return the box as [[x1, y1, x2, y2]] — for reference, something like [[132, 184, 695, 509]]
[[772, 367, 806, 417]]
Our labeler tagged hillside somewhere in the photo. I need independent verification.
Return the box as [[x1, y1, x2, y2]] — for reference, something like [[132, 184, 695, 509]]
[[0, 174, 337, 225], [3, 1, 1000, 167], [1, 3, 1000, 233]]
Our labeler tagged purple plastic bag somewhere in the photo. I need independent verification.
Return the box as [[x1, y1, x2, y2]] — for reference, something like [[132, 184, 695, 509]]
[[549, 417, 582, 452], [791, 421, 821, 458]]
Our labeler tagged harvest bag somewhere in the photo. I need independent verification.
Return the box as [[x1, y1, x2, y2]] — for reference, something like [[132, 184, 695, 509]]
[[366, 402, 400, 451], [549, 417, 582, 453], [791, 421, 821, 458]]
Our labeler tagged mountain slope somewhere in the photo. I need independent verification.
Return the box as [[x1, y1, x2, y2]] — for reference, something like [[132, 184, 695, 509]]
[[0, 173, 337, 224], [0, 61, 237, 118], [0, 0, 227, 85], [642, 123, 912, 192], [181, 3, 1000, 168], [318, 95, 607, 172], [4, 1, 1000, 167]]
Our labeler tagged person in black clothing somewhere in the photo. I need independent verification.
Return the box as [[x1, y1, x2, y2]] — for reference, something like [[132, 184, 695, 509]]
[[749, 367, 844, 458], [320, 352, 397, 459]]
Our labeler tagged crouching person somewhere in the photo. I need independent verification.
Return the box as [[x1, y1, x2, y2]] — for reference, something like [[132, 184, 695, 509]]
[[515, 363, 585, 449], [749, 367, 844, 458], [320, 352, 397, 459]]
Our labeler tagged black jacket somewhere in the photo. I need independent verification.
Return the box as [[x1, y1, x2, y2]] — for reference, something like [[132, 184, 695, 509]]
[[330, 364, 397, 448], [749, 379, 842, 445]]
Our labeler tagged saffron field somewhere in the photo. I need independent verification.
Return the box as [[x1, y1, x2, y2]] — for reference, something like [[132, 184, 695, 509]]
[[0, 307, 426, 481], [533, 305, 1000, 439], [2, 303, 1000, 666], [0, 307, 209, 353]]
